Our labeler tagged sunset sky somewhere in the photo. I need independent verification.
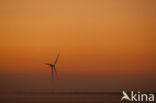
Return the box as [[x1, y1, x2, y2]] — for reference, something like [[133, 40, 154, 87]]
[[0, 0, 156, 92]]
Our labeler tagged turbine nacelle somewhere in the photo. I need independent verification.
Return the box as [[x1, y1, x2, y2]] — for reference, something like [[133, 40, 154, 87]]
[[49, 64, 55, 68]]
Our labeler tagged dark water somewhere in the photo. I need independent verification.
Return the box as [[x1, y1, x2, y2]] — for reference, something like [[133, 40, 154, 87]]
[[0, 93, 121, 103]]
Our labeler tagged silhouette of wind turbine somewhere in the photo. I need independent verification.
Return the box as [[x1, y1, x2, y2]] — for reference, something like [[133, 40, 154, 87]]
[[45, 53, 60, 80]]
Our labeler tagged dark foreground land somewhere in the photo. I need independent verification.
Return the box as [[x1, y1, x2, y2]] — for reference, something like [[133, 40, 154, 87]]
[[0, 92, 121, 103], [0, 92, 155, 103]]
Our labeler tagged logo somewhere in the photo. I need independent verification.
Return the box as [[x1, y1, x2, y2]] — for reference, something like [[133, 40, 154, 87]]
[[121, 91, 155, 102]]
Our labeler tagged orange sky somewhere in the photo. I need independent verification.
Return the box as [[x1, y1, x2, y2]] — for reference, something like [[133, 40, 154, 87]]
[[0, 0, 156, 91]]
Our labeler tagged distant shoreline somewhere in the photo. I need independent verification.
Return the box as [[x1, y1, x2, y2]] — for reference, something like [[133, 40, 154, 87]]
[[1, 91, 156, 95]]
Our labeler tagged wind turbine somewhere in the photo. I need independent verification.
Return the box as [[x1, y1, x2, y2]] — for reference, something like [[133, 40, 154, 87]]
[[45, 53, 60, 80]]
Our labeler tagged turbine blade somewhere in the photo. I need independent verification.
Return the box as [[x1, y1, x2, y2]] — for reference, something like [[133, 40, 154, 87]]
[[50, 68, 54, 80], [54, 67, 56, 72], [54, 53, 60, 65], [54, 67, 58, 78]]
